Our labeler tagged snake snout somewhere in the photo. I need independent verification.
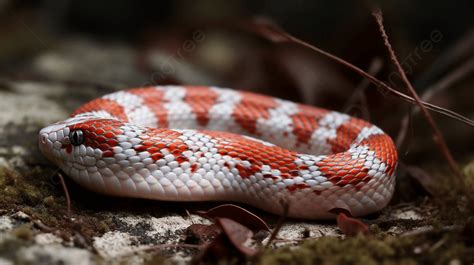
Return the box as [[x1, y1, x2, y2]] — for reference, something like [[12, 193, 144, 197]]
[[38, 129, 53, 156], [38, 125, 66, 159], [40, 133, 48, 145]]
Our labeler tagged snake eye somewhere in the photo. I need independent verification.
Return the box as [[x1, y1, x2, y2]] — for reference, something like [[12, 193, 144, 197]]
[[69, 130, 84, 146]]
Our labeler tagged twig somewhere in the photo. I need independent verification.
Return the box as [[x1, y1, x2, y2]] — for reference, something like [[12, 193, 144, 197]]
[[250, 18, 474, 127], [429, 237, 447, 253], [421, 58, 474, 102], [400, 225, 461, 237], [143, 243, 203, 250], [397, 58, 474, 147], [288, 34, 474, 126], [185, 209, 196, 225], [342, 57, 384, 117], [33, 220, 56, 233], [58, 172, 72, 219], [372, 8, 474, 206], [264, 199, 289, 249], [372, 8, 458, 173], [122, 243, 203, 257], [396, 109, 413, 152], [414, 30, 474, 89]]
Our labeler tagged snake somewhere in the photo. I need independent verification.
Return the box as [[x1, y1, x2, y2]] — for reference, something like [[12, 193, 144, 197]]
[[38, 86, 397, 219]]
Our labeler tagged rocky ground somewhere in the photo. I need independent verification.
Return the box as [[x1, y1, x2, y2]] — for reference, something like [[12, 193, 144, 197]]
[[0, 39, 473, 265]]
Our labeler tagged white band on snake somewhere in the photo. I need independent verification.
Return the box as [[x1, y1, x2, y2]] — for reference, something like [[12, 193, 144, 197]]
[[38, 86, 397, 219]]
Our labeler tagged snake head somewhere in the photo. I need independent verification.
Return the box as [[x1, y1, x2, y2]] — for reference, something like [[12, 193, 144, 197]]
[[38, 117, 125, 186]]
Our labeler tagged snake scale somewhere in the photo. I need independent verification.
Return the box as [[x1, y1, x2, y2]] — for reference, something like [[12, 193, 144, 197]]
[[39, 86, 397, 219]]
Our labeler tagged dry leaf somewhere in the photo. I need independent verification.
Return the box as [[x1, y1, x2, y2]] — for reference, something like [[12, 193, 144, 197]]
[[336, 212, 371, 237]]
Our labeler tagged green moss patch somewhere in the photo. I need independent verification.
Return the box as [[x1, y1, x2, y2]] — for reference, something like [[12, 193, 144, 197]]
[[258, 232, 473, 265], [0, 165, 114, 240]]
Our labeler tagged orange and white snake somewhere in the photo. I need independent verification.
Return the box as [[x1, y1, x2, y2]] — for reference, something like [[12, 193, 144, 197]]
[[39, 86, 397, 219]]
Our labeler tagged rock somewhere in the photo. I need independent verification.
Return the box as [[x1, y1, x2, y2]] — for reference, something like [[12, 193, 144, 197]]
[[16, 244, 92, 265]]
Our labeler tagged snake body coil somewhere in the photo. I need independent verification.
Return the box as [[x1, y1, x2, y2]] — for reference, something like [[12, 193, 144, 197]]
[[39, 86, 397, 219]]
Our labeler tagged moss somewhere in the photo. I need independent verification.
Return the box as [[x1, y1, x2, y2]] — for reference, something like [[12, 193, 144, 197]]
[[142, 253, 169, 265], [0, 235, 32, 261], [97, 220, 111, 234], [258, 233, 474, 265], [42, 195, 55, 207], [429, 160, 474, 221], [259, 235, 401, 265], [0, 166, 46, 206], [0, 165, 117, 242], [462, 160, 474, 190], [10, 224, 34, 241], [0, 165, 68, 233]]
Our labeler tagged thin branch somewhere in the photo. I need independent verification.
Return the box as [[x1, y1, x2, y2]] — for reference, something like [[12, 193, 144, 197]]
[[372, 8, 458, 172], [249, 18, 474, 127], [400, 225, 461, 237], [397, 58, 474, 147], [121, 243, 203, 257], [414, 30, 474, 88], [372, 8, 474, 206], [58, 172, 72, 219], [142, 243, 203, 251], [396, 109, 413, 151], [286, 33, 474, 126], [342, 57, 383, 117], [264, 199, 289, 249], [421, 58, 474, 103], [33, 220, 56, 233]]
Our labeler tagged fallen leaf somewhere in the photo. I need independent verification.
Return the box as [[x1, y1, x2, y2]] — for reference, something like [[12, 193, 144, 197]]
[[194, 218, 257, 263], [336, 212, 371, 237], [216, 218, 257, 257], [194, 233, 229, 263], [185, 223, 221, 244]]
